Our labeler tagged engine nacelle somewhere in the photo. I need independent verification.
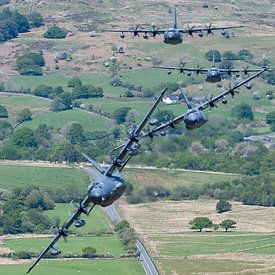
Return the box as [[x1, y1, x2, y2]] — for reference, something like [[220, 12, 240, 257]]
[[74, 219, 86, 228], [51, 246, 61, 256]]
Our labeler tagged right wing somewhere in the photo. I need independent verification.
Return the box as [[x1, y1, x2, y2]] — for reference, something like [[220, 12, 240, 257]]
[[27, 196, 95, 274], [104, 88, 167, 176], [153, 65, 208, 74]]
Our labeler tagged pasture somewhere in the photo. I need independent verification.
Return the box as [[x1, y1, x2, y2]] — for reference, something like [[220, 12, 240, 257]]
[[118, 199, 275, 274], [0, 259, 143, 275], [5, 235, 125, 256], [0, 163, 89, 190], [45, 204, 113, 234]]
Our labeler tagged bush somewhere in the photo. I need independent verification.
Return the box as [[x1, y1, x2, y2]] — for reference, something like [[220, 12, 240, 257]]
[[12, 251, 32, 259], [216, 199, 231, 213], [114, 220, 130, 232], [0, 82, 4, 91], [16, 108, 32, 123], [29, 12, 43, 27], [43, 25, 67, 39], [82, 247, 97, 258], [205, 50, 221, 62], [222, 51, 238, 60], [0, 105, 8, 118], [231, 103, 254, 121], [113, 107, 131, 124], [238, 49, 253, 60], [67, 77, 82, 87]]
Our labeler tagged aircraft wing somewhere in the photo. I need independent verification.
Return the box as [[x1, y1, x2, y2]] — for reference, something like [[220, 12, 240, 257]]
[[197, 68, 269, 111], [153, 65, 208, 74], [219, 68, 273, 74], [137, 68, 268, 140], [103, 28, 166, 34], [27, 197, 95, 274], [104, 88, 167, 176], [178, 25, 244, 34]]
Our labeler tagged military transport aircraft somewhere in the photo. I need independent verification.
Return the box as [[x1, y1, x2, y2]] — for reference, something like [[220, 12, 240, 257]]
[[27, 68, 268, 274], [154, 52, 272, 83], [103, 7, 244, 45]]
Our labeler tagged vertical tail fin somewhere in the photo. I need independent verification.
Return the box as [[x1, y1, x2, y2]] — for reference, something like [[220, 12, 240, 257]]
[[173, 6, 177, 28], [179, 85, 192, 109], [212, 51, 216, 67]]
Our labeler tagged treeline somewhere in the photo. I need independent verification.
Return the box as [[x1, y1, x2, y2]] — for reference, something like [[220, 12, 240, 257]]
[[126, 174, 275, 207], [0, 8, 43, 43]]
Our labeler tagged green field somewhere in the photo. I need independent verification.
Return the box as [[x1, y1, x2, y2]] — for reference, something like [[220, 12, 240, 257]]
[[0, 259, 143, 275], [154, 233, 275, 256], [19, 109, 115, 131], [45, 204, 112, 234], [0, 163, 90, 190], [158, 258, 265, 275], [5, 235, 126, 256]]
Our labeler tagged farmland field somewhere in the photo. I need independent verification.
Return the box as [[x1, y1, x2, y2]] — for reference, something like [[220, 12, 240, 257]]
[[0, 259, 143, 275], [117, 199, 275, 274]]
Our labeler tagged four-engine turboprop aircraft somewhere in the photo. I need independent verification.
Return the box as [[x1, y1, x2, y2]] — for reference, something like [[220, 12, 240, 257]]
[[27, 67, 268, 274], [103, 7, 243, 45]]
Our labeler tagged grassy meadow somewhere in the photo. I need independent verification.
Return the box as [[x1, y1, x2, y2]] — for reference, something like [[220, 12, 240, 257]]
[[0, 259, 143, 275]]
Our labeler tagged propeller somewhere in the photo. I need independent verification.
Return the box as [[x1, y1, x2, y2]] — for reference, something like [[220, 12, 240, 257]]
[[208, 94, 218, 110], [243, 65, 249, 75], [206, 23, 214, 35], [179, 63, 185, 74], [195, 65, 203, 75], [228, 83, 239, 98], [70, 200, 88, 215], [187, 25, 195, 37], [151, 26, 160, 38], [132, 25, 140, 37]]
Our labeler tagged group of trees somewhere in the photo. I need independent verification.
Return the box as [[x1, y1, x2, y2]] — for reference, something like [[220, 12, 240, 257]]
[[126, 174, 274, 207], [189, 217, 236, 232], [205, 49, 253, 63], [0, 8, 43, 43], [15, 52, 45, 75]]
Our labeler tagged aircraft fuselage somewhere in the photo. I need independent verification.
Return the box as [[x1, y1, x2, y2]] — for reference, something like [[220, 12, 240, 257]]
[[183, 108, 208, 130], [88, 173, 126, 207], [164, 28, 183, 45], [205, 68, 222, 83]]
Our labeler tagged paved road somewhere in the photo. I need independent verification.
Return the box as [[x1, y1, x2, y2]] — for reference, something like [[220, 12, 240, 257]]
[[83, 167, 159, 275]]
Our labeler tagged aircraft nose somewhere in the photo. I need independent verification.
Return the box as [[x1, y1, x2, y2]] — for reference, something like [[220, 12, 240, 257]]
[[90, 192, 102, 204]]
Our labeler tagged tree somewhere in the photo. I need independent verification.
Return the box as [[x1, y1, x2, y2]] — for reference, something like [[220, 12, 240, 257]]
[[24, 190, 55, 210], [155, 110, 174, 123], [220, 219, 236, 232], [216, 199, 232, 213], [0, 82, 4, 91], [231, 103, 254, 121], [11, 10, 29, 33], [113, 107, 131, 124], [0, 104, 8, 118], [33, 84, 54, 98], [0, 120, 12, 140], [218, 60, 234, 70], [43, 25, 67, 39], [67, 123, 86, 144], [205, 50, 221, 62], [266, 111, 275, 125], [50, 98, 65, 112], [12, 127, 37, 147], [222, 51, 238, 60], [238, 49, 253, 60], [60, 92, 72, 109], [29, 12, 43, 28], [16, 108, 32, 123], [189, 217, 213, 232], [67, 77, 82, 87], [82, 247, 97, 258]]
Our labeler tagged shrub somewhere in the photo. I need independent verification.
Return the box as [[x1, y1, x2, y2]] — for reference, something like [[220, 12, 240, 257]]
[[216, 199, 232, 213], [82, 247, 97, 258], [43, 25, 67, 39]]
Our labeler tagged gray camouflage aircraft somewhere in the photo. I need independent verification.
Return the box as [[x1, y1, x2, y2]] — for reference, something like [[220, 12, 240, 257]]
[[154, 52, 272, 83], [103, 7, 243, 45], [27, 68, 268, 274]]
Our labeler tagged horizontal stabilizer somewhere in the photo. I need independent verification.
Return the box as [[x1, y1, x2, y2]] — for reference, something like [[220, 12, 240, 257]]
[[82, 153, 106, 174]]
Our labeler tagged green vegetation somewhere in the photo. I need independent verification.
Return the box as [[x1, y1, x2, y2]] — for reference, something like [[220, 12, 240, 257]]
[[220, 219, 237, 232], [0, 104, 8, 118], [16, 108, 32, 123], [231, 103, 254, 121], [216, 199, 232, 213], [43, 25, 67, 39], [28, 12, 43, 28], [15, 52, 45, 76], [0, 260, 143, 275], [189, 217, 213, 232]]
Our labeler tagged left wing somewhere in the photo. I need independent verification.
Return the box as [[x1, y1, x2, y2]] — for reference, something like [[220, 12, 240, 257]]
[[27, 196, 95, 274], [179, 24, 244, 34], [104, 88, 167, 176], [103, 27, 166, 35], [153, 65, 208, 74]]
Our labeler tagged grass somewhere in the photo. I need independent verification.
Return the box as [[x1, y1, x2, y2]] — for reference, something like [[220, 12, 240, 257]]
[[0, 259, 143, 275], [158, 258, 265, 275], [123, 167, 238, 187], [5, 235, 126, 256], [156, 233, 275, 256], [0, 164, 89, 190], [19, 109, 115, 132], [45, 204, 112, 234]]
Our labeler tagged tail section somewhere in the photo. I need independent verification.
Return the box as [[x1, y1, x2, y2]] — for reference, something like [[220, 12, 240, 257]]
[[173, 6, 177, 28], [178, 85, 192, 109], [212, 51, 215, 67], [82, 153, 106, 174]]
